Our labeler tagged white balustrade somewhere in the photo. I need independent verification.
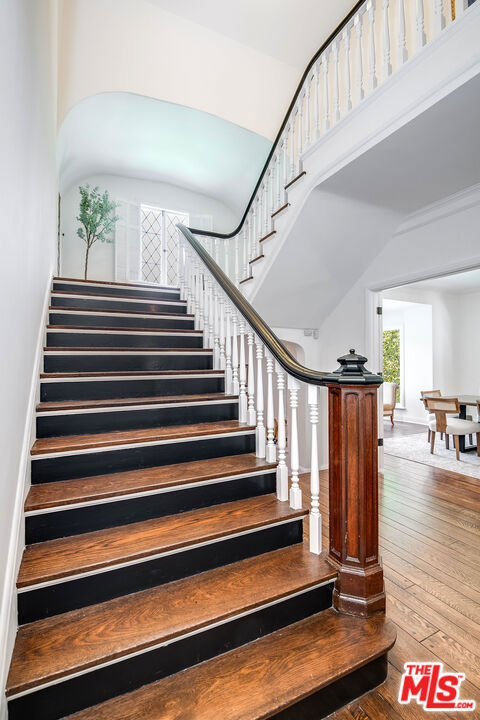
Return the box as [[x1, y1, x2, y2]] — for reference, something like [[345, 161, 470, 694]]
[[343, 28, 352, 114], [398, 0, 408, 64], [434, 0, 445, 35], [238, 320, 248, 422], [368, 0, 378, 91], [265, 353, 276, 463], [213, 289, 220, 369], [416, 0, 427, 49], [225, 303, 232, 394], [354, 14, 365, 104], [275, 363, 288, 501], [232, 312, 239, 395], [382, 0, 392, 78], [322, 52, 330, 133], [332, 40, 340, 123], [247, 331, 256, 425], [219, 297, 226, 370]]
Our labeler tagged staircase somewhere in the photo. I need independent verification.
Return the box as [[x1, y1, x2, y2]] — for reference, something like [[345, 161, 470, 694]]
[[5, 277, 394, 720]]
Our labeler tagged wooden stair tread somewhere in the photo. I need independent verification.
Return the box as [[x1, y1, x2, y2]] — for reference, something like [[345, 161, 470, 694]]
[[53, 277, 178, 291], [8, 544, 332, 697], [43, 347, 212, 353], [17, 495, 305, 589], [40, 369, 224, 378], [26, 454, 275, 510], [31, 420, 250, 455], [46, 325, 201, 334], [36, 393, 238, 413], [52, 290, 186, 303], [50, 306, 194, 318], [64, 610, 395, 720]]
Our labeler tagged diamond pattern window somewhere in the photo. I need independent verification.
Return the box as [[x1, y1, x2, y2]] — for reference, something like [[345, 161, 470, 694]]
[[140, 205, 189, 285]]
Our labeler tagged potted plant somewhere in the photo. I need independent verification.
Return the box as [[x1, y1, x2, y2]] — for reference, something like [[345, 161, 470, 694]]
[[76, 185, 119, 280]]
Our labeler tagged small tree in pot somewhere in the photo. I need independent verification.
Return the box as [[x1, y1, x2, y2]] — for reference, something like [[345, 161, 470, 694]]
[[76, 185, 119, 280]]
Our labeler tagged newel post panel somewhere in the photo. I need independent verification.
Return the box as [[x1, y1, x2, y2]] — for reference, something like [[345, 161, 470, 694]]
[[323, 349, 385, 617]]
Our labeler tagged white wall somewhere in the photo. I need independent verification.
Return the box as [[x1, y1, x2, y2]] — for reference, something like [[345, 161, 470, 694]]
[[0, 0, 58, 711], [60, 174, 237, 281], [382, 301, 433, 424]]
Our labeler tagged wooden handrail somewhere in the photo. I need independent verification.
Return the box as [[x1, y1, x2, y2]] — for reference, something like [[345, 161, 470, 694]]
[[178, 224, 382, 387], [187, 1, 365, 239]]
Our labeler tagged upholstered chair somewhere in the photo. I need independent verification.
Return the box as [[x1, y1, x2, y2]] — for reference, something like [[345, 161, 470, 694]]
[[383, 382, 398, 425], [426, 396, 480, 461]]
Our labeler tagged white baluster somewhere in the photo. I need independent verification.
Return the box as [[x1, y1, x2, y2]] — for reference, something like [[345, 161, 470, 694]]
[[243, 223, 249, 280], [343, 27, 352, 113], [276, 151, 281, 208], [234, 234, 240, 287], [297, 102, 303, 172], [283, 128, 290, 191], [290, 112, 297, 180], [213, 290, 220, 369], [255, 338, 266, 458], [308, 385, 322, 554], [288, 376, 302, 509], [178, 240, 185, 301], [247, 331, 256, 425], [304, 79, 311, 147], [275, 363, 288, 501], [367, 0, 378, 91], [354, 14, 364, 104], [332, 40, 340, 122], [214, 237, 219, 265], [224, 241, 229, 279], [434, 0, 445, 35], [194, 264, 200, 330], [238, 320, 248, 422], [382, 0, 392, 78], [224, 303, 232, 394], [219, 297, 226, 370], [232, 313, 239, 395], [416, 0, 427, 49], [455, 0, 465, 19], [398, 0, 408, 64], [207, 277, 214, 348], [322, 52, 330, 133], [265, 353, 276, 463], [313, 61, 320, 139]]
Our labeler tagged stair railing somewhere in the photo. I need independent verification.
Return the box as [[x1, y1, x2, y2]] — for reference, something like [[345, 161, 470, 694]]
[[188, 0, 474, 287], [178, 223, 386, 616]]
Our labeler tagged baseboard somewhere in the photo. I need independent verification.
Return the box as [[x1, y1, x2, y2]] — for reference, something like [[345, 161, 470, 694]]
[[0, 273, 52, 714]]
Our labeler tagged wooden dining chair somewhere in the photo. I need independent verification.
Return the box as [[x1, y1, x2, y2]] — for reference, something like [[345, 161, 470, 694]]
[[425, 396, 480, 461], [421, 390, 444, 443]]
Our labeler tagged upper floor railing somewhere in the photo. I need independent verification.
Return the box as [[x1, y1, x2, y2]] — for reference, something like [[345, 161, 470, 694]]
[[189, 0, 475, 286]]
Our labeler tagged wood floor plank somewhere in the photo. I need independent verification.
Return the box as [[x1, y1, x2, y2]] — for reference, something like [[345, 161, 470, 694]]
[[18, 495, 305, 588], [385, 594, 438, 642], [422, 632, 480, 690], [8, 545, 334, 696], [382, 564, 414, 590]]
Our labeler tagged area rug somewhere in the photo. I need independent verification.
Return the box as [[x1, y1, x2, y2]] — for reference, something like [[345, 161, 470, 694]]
[[384, 431, 480, 479]]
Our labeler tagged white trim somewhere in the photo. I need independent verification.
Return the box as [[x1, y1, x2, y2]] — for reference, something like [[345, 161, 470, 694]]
[[51, 293, 185, 308], [40, 372, 224, 384], [394, 182, 480, 236], [53, 279, 179, 295], [49, 309, 193, 321], [46, 328, 202, 337], [17, 516, 304, 594], [0, 273, 52, 701], [37, 398, 238, 417], [11, 564, 324, 702], [25, 469, 275, 516], [31, 429, 256, 460]]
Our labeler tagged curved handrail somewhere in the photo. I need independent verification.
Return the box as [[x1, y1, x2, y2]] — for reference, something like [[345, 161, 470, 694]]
[[179, 224, 329, 385], [188, 0, 364, 239]]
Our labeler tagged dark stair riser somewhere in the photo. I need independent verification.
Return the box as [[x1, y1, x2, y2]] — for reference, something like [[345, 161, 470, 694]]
[[26, 471, 277, 543], [51, 295, 187, 314], [272, 655, 388, 720], [36, 400, 239, 437], [12, 578, 330, 720], [43, 353, 213, 373], [40, 375, 225, 402], [49, 312, 195, 331], [52, 282, 181, 301], [46, 331, 203, 349], [31, 432, 255, 483], [18, 519, 304, 624]]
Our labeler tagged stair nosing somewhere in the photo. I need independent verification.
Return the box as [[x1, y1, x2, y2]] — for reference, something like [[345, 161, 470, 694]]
[[49, 306, 194, 319], [36, 394, 238, 414], [40, 370, 225, 380], [25, 466, 277, 514], [53, 278, 180, 293], [52, 291, 186, 306], [43, 347, 212, 354], [9, 546, 330, 699], [31, 422, 255, 458], [46, 326, 203, 335], [17, 505, 307, 591]]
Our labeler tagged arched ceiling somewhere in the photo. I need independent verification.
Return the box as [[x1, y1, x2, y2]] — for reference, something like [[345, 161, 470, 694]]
[[57, 93, 271, 217]]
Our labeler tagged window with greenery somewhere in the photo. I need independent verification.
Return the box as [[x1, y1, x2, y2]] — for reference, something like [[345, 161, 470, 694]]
[[383, 329, 401, 402]]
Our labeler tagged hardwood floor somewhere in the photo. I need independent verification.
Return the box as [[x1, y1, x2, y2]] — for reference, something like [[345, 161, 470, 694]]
[[383, 420, 426, 438], [300, 452, 480, 719]]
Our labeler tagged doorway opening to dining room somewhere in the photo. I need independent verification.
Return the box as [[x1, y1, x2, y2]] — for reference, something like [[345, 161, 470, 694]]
[[376, 267, 480, 478]]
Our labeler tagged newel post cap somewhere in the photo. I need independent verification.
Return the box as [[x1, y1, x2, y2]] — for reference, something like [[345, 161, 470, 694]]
[[322, 349, 383, 385]]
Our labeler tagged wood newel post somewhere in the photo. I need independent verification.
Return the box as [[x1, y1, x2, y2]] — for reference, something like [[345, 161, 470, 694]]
[[323, 349, 385, 617]]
